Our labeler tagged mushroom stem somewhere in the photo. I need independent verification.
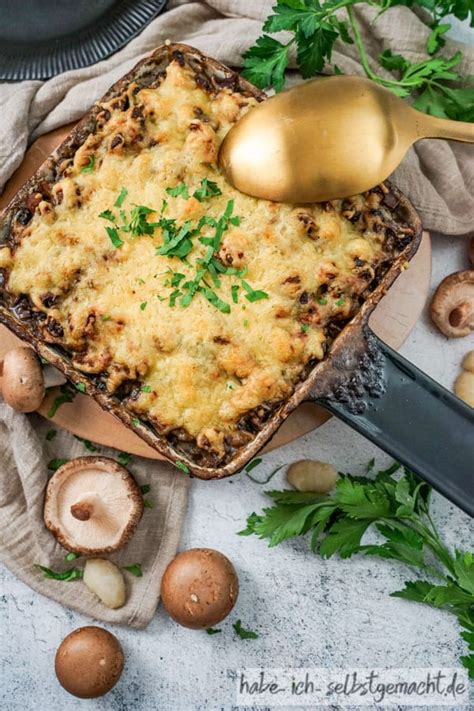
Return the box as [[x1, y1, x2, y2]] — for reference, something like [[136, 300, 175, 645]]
[[449, 302, 471, 328], [71, 502, 93, 521], [70, 492, 101, 521]]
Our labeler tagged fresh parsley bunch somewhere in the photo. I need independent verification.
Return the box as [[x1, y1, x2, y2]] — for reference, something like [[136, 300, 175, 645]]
[[242, 0, 474, 120], [239, 462, 474, 677]]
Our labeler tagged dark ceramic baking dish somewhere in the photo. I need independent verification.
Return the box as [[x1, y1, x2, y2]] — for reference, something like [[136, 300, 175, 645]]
[[0, 44, 472, 514]]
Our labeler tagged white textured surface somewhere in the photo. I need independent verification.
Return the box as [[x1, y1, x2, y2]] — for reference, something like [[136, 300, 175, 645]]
[[1, 18, 474, 709]]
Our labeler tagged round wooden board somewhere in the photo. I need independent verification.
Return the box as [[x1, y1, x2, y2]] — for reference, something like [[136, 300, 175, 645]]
[[0, 125, 432, 459]]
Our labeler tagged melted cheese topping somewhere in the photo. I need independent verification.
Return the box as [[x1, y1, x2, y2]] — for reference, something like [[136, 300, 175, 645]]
[[4, 61, 390, 457]]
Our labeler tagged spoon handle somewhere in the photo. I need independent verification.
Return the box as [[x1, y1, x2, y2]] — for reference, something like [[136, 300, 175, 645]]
[[416, 112, 474, 143]]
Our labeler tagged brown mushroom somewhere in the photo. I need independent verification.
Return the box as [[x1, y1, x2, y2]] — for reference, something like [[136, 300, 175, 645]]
[[44, 456, 144, 555], [55, 626, 124, 698], [1, 346, 45, 412], [430, 270, 474, 338], [161, 548, 239, 629]]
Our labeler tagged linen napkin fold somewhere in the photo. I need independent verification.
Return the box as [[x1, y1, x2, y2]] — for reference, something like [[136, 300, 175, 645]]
[[0, 0, 472, 235], [0, 400, 190, 628]]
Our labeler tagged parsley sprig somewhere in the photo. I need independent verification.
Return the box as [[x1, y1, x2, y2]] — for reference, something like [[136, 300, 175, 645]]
[[242, 0, 473, 121], [239, 462, 474, 677]]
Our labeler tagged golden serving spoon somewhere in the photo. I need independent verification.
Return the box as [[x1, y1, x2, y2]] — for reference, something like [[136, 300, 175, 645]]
[[218, 75, 474, 203]]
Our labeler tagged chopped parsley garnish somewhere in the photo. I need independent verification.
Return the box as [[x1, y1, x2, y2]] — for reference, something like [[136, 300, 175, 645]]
[[233, 620, 259, 640], [80, 155, 95, 173], [335, 297, 346, 306], [166, 182, 189, 199], [141, 385, 152, 393], [317, 297, 328, 305], [241, 280, 268, 303], [45, 429, 57, 441], [114, 187, 128, 207], [301, 323, 310, 333], [126, 205, 157, 237], [98, 209, 115, 222], [175, 460, 190, 474], [102, 314, 111, 321], [243, 319, 249, 328], [47, 458, 69, 471], [36, 565, 83, 582], [140, 484, 151, 495], [199, 286, 230, 314], [106, 226, 123, 248], [143, 499, 154, 509], [231, 284, 240, 303], [74, 436, 98, 452], [132, 418, 141, 427], [193, 178, 222, 202], [118, 452, 132, 466], [47, 384, 76, 418], [123, 563, 143, 577], [97, 187, 268, 314], [75, 382, 86, 393], [65, 552, 80, 561], [206, 628, 222, 635]]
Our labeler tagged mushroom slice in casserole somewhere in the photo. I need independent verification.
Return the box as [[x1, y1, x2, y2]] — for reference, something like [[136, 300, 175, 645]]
[[0, 44, 417, 470]]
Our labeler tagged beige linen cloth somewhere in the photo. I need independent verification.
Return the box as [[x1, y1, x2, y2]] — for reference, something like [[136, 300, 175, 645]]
[[0, 1, 473, 627]]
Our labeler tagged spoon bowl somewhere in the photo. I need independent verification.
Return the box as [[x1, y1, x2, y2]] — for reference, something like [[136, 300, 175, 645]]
[[218, 75, 474, 203]]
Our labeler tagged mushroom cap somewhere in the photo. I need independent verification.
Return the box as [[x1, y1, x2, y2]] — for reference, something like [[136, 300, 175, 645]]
[[55, 626, 124, 698], [1, 346, 45, 412], [430, 270, 474, 338], [161, 548, 239, 629], [44, 456, 144, 555]]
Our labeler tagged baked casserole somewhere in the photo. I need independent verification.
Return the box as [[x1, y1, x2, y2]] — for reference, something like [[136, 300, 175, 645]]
[[0, 44, 419, 475]]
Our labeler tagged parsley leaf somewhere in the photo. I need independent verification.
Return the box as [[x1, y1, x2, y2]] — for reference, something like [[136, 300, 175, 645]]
[[175, 460, 190, 474], [166, 183, 189, 199], [47, 384, 76, 418], [206, 627, 222, 635], [242, 35, 290, 93], [198, 286, 231, 313], [45, 429, 57, 441], [193, 178, 222, 202], [98, 209, 116, 222], [106, 226, 123, 248], [74, 436, 99, 452], [118, 452, 132, 466], [47, 458, 69, 471], [36, 565, 83, 581], [123, 563, 143, 577], [114, 186, 128, 207], [233, 620, 259, 640]]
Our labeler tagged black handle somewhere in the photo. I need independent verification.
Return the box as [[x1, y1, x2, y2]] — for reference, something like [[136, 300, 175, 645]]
[[315, 332, 474, 517]]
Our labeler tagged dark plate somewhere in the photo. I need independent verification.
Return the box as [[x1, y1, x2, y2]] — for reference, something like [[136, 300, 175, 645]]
[[0, 0, 167, 81]]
